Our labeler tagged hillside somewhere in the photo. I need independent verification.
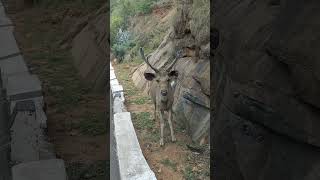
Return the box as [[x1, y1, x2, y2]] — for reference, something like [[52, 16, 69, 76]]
[[111, 0, 210, 179], [9, 1, 108, 179]]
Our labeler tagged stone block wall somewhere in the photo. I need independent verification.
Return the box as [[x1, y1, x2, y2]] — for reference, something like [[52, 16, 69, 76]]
[[110, 62, 157, 180], [0, 1, 67, 179]]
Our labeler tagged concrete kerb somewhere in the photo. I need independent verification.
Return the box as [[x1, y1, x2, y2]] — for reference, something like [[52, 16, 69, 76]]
[[12, 159, 67, 180], [114, 112, 157, 180], [0, 6, 12, 27], [0, 26, 20, 59], [0, 55, 29, 77], [110, 63, 157, 180], [110, 69, 116, 80], [0, 5, 67, 179]]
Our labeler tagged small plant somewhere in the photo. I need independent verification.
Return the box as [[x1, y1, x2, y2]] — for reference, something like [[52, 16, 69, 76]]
[[132, 112, 154, 130], [112, 43, 126, 62], [130, 96, 151, 105], [147, 132, 160, 142], [160, 158, 177, 171], [66, 160, 107, 180], [184, 166, 196, 180], [75, 112, 107, 136], [134, 0, 155, 14]]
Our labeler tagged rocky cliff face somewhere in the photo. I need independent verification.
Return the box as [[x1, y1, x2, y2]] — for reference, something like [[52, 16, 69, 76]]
[[132, 0, 210, 143], [67, 4, 108, 92], [213, 1, 320, 179]]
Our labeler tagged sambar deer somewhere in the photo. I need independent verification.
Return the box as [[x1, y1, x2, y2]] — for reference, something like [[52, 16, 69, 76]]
[[140, 47, 182, 146]]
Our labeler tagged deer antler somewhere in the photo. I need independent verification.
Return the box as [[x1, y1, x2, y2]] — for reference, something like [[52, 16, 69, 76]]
[[140, 47, 159, 73], [166, 49, 183, 71]]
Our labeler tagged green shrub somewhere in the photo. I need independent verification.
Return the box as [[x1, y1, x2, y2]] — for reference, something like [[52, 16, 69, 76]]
[[111, 44, 126, 61], [134, 0, 156, 14]]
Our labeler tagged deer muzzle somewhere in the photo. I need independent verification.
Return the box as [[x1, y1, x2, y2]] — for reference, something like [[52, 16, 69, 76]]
[[161, 90, 168, 96]]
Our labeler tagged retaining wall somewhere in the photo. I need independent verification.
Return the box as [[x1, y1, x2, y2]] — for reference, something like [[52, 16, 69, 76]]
[[110, 62, 157, 180], [0, 1, 67, 179]]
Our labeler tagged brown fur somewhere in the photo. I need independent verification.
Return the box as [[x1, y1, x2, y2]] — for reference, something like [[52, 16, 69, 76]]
[[146, 71, 178, 146], [140, 47, 180, 146]]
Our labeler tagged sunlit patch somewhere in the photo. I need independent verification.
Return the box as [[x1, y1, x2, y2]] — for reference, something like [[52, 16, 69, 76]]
[[170, 80, 176, 87]]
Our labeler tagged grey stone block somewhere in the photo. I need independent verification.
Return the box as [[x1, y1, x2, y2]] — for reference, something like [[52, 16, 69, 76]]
[[0, 26, 20, 59], [10, 97, 47, 129], [111, 84, 123, 93], [111, 84, 124, 102], [110, 63, 114, 70], [114, 112, 157, 180], [0, 6, 5, 16], [38, 133, 56, 159], [113, 97, 126, 113], [0, 55, 28, 77], [110, 69, 116, 80], [12, 159, 67, 180], [0, 6, 12, 26], [10, 99, 52, 163], [110, 78, 119, 86], [10, 107, 41, 163], [5, 73, 42, 101]]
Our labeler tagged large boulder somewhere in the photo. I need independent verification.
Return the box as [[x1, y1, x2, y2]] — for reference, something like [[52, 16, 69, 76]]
[[132, 0, 210, 143], [213, 0, 320, 179]]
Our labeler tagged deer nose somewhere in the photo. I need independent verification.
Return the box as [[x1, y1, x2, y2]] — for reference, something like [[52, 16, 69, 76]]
[[161, 90, 167, 96]]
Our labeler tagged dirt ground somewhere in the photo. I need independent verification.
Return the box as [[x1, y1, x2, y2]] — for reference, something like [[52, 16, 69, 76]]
[[9, 3, 108, 180], [113, 62, 210, 180]]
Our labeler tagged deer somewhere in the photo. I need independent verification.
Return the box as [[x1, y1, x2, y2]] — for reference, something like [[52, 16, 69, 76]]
[[139, 47, 182, 146]]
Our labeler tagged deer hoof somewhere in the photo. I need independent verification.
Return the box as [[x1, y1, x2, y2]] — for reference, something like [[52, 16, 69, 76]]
[[160, 139, 164, 146], [171, 137, 176, 142]]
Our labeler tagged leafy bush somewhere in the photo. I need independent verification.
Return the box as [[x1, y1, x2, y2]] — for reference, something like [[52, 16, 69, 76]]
[[111, 0, 158, 44], [111, 0, 163, 62], [134, 0, 156, 14], [112, 44, 126, 61]]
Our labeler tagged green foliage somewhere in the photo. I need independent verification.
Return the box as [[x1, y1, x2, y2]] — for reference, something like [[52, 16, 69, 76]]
[[66, 161, 107, 180], [132, 112, 154, 130], [111, 0, 170, 63], [111, 0, 158, 44], [111, 43, 126, 61], [75, 112, 107, 136], [129, 96, 151, 105], [160, 159, 177, 171], [134, 0, 157, 14], [184, 166, 196, 180]]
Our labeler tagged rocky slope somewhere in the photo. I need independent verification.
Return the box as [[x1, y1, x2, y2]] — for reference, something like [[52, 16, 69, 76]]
[[132, 0, 210, 143], [213, 0, 320, 179], [63, 4, 108, 92]]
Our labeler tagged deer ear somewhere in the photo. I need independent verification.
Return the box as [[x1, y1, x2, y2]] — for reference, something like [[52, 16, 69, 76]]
[[168, 70, 178, 78], [144, 72, 156, 81]]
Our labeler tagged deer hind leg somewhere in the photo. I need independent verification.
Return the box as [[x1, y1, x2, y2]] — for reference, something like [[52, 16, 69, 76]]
[[159, 110, 165, 146], [168, 110, 176, 142]]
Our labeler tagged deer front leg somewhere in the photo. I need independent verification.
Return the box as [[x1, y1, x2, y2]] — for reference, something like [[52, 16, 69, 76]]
[[154, 104, 157, 121], [168, 110, 176, 142], [158, 110, 165, 146]]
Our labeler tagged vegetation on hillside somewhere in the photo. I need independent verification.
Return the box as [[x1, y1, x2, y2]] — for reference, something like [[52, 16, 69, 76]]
[[111, 0, 167, 62], [12, 1, 107, 179]]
